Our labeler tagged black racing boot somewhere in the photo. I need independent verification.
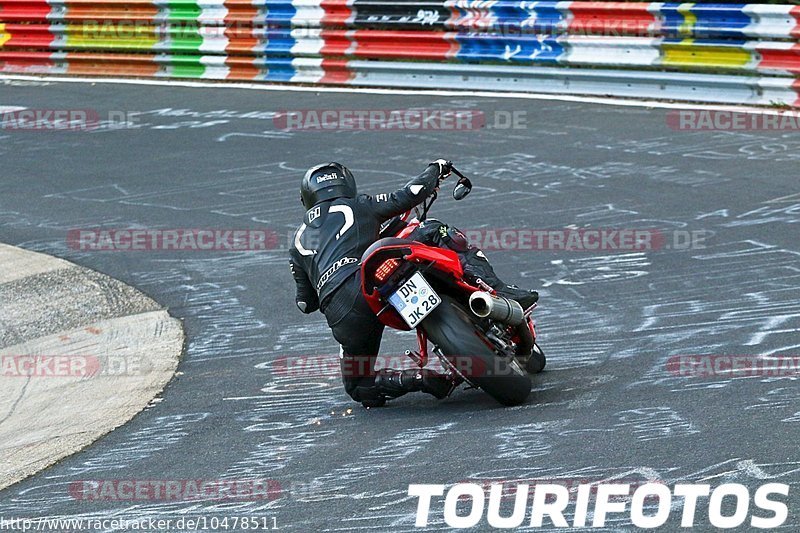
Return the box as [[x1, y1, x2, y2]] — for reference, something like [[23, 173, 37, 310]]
[[374, 369, 452, 400], [460, 248, 539, 309], [497, 285, 539, 310]]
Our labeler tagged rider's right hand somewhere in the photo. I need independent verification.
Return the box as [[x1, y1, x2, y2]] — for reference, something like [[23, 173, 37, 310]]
[[429, 159, 452, 179]]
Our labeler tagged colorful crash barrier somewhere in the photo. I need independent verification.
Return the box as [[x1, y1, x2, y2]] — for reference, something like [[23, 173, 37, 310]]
[[1, 1, 799, 106]]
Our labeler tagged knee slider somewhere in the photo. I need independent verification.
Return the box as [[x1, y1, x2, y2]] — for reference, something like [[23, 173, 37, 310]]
[[444, 226, 469, 252]]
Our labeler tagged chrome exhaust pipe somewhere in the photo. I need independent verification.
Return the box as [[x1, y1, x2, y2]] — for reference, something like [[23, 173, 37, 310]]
[[469, 291, 525, 326]]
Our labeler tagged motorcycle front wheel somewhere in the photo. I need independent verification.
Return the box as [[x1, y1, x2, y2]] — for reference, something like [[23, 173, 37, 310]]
[[526, 342, 546, 374], [421, 295, 532, 406]]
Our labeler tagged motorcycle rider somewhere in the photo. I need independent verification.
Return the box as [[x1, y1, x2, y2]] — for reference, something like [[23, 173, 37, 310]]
[[289, 160, 538, 407]]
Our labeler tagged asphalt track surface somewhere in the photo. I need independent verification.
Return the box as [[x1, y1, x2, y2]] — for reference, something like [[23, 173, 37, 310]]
[[1, 79, 800, 532]]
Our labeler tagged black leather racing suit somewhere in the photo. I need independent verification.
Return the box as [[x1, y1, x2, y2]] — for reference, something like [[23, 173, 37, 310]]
[[289, 166, 441, 404]]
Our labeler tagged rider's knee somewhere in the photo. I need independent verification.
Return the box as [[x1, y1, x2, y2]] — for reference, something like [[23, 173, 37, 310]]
[[444, 225, 469, 252], [412, 219, 469, 253]]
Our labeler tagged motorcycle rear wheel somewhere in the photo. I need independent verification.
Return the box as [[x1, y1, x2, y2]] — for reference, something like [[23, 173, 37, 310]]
[[422, 295, 531, 406]]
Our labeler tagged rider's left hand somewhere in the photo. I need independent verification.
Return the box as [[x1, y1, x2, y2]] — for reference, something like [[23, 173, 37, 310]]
[[429, 159, 452, 179]]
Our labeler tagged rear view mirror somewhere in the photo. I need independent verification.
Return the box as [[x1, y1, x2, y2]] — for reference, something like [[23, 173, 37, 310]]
[[453, 177, 472, 201]]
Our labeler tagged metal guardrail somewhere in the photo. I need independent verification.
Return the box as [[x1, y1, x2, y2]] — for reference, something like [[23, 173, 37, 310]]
[[1, 1, 799, 106]]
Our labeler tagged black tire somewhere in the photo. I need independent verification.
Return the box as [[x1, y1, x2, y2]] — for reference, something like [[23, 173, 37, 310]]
[[526, 342, 546, 374], [421, 295, 531, 406]]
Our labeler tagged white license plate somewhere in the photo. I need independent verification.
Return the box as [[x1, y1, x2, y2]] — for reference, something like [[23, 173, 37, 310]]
[[388, 272, 441, 328]]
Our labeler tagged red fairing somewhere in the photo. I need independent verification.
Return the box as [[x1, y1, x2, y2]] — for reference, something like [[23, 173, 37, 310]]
[[396, 223, 418, 239], [405, 245, 463, 276], [361, 242, 471, 330], [361, 245, 410, 330]]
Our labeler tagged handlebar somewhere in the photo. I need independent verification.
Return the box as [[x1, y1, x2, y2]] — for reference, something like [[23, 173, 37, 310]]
[[413, 163, 472, 222]]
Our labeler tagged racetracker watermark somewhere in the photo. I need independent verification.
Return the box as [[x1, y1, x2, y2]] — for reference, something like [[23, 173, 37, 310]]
[[272, 354, 413, 378], [463, 229, 710, 252], [67, 229, 279, 251], [409, 482, 790, 529], [68, 479, 282, 501], [272, 354, 528, 379], [281, 228, 711, 252], [1, 355, 151, 377], [667, 110, 800, 131], [68, 19, 683, 39], [0, 109, 139, 131], [273, 109, 527, 131], [666, 355, 800, 378]]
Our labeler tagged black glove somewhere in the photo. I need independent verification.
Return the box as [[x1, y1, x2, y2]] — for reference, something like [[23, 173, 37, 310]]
[[428, 159, 452, 179]]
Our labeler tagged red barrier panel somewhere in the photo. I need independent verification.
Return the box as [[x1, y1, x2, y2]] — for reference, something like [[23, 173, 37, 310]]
[[320, 57, 352, 83], [351, 30, 455, 60], [0, 1, 52, 22], [0, 23, 56, 48], [316, 30, 455, 60], [319, 29, 351, 56], [0, 51, 57, 72], [758, 43, 800, 74], [321, 0, 352, 27], [568, 2, 656, 37]]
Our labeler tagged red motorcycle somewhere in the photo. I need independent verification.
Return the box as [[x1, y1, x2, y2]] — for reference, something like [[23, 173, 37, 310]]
[[360, 166, 545, 406]]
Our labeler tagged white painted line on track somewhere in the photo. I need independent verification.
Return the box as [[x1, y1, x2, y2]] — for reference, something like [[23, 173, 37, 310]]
[[0, 74, 791, 115]]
